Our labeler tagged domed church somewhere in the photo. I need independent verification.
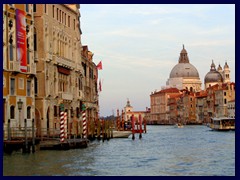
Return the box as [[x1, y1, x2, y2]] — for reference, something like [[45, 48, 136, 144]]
[[204, 60, 231, 89], [166, 45, 202, 92]]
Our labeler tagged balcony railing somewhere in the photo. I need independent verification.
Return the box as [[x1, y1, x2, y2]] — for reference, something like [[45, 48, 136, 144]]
[[9, 61, 20, 72], [53, 55, 75, 69]]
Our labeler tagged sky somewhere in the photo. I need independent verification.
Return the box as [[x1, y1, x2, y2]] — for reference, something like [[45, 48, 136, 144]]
[[79, 4, 235, 117]]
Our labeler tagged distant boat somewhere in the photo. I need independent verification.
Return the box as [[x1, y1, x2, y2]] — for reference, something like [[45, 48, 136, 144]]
[[209, 117, 235, 131], [112, 130, 132, 138], [175, 123, 184, 128]]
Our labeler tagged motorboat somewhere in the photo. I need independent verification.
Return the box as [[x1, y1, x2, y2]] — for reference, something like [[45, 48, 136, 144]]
[[209, 117, 235, 131]]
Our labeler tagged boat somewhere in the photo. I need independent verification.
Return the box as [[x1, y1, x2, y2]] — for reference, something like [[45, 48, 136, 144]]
[[175, 123, 184, 128], [209, 117, 235, 131], [112, 130, 132, 138]]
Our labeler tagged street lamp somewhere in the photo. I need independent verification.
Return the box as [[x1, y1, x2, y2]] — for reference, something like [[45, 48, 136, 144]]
[[17, 99, 23, 128], [17, 99, 23, 110]]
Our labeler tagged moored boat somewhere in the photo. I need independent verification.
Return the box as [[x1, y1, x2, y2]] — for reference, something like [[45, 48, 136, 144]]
[[112, 130, 132, 138], [209, 117, 235, 131]]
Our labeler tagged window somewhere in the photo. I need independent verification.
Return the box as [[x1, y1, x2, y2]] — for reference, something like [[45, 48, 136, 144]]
[[34, 77, 38, 95], [78, 78, 82, 90], [73, 19, 75, 30], [10, 78, 15, 95], [27, 106, 31, 119], [27, 80, 31, 96], [224, 92, 226, 96], [52, 5, 55, 18], [68, 16, 70, 27], [34, 31, 37, 51], [27, 49, 30, 64], [44, 4, 47, 13], [33, 4, 36, 12], [57, 8, 58, 21], [9, 43, 13, 61], [65, 13, 66, 25], [76, 107, 80, 118], [54, 106, 58, 117], [10, 106, 15, 119], [60, 10, 61, 22], [224, 99, 227, 104], [25, 4, 29, 13], [71, 107, 74, 117]]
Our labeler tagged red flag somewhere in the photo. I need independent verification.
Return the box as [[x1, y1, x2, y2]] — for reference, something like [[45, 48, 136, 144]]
[[96, 61, 102, 70]]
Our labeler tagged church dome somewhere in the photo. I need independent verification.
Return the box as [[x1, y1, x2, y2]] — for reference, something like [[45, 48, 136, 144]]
[[204, 60, 223, 83], [169, 45, 200, 78], [170, 63, 199, 78]]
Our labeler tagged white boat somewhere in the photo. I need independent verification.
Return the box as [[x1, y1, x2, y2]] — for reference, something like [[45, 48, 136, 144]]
[[175, 123, 184, 128], [112, 130, 132, 138], [209, 117, 235, 131]]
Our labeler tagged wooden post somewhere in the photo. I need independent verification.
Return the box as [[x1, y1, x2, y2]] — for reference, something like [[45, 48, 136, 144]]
[[23, 119, 29, 153], [7, 119, 11, 141], [102, 120, 105, 142], [106, 120, 109, 141], [139, 114, 142, 139], [143, 118, 147, 133], [121, 109, 124, 130], [131, 115, 135, 140], [97, 119, 101, 140], [32, 119, 35, 153], [110, 120, 113, 138]]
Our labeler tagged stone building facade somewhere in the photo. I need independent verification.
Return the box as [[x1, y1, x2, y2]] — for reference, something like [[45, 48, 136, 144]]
[[3, 4, 36, 139], [33, 4, 99, 137]]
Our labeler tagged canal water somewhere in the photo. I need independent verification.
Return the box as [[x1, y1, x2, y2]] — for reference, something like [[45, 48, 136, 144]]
[[3, 125, 235, 176]]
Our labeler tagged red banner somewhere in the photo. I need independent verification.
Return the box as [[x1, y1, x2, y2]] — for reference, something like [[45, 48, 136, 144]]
[[16, 9, 27, 72]]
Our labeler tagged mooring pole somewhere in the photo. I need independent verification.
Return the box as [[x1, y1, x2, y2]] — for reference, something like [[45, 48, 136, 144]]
[[143, 118, 147, 133], [32, 119, 35, 153], [139, 114, 142, 139], [131, 115, 135, 140], [7, 119, 11, 141], [24, 119, 29, 153]]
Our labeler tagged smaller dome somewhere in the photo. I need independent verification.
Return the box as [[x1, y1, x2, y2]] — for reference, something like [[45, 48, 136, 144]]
[[204, 71, 223, 83], [204, 60, 223, 83]]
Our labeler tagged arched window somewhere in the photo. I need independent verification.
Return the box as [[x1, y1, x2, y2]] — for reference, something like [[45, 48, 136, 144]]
[[34, 77, 38, 95], [27, 106, 31, 119], [76, 107, 80, 118], [10, 106, 15, 119]]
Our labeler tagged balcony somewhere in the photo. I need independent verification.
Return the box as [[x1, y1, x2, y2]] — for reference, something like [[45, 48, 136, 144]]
[[9, 61, 20, 72], [53, 55, 74, 69], [59, 92, 73, 101], [27, 63, 36, 75]]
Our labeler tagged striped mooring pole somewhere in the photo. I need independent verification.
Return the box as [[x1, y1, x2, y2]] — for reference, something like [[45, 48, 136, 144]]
[[60, 104, 65, 142], [82, 104, 87, 139], [64, 112, 67, 139]]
